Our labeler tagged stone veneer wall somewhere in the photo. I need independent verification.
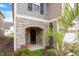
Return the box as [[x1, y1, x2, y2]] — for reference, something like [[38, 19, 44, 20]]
[[16, 17, 49, 49]]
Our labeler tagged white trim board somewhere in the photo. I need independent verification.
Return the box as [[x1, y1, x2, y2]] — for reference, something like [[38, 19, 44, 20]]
[[16, 15, 59, 23]]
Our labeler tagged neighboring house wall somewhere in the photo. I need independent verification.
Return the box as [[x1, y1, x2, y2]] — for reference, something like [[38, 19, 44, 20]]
[[4, 22, 14, 36], [0, 12, 5, 36]]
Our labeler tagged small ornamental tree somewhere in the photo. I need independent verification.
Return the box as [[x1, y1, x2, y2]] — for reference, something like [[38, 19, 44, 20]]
[[46, 3, 79, 55]]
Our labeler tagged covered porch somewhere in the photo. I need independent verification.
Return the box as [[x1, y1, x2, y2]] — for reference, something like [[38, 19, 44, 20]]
[[25, 27, 44, 46]]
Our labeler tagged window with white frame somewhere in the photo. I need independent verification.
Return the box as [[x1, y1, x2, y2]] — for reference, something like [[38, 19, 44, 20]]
[[28, 3, 44, 14], [32, 4, 40, 12]]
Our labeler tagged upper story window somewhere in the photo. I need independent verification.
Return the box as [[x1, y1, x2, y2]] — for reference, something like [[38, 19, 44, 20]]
[[33, 4, 40, 12], [28, 3, 44, 14], [28, 3, 32, 11]]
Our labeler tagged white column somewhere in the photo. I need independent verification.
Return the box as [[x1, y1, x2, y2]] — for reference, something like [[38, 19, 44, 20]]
[[14, 3, 17, 51]]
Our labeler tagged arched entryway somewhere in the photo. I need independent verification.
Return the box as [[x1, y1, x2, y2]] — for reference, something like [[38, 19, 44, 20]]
[[25, 27, 43, 45]]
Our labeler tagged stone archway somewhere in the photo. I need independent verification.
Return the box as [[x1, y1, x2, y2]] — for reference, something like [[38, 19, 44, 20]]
[[25, 27, 43, 45]]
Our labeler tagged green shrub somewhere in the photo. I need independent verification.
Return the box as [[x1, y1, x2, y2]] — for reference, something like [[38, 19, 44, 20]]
[[15, 48, 29, 56], [29, 49, 42, 56], [73, 50, 79, 56], [14, 45, 42, 56], [46, 49, 57, 56], [71, 43, 79, 56], [63, 42, 79, 56]]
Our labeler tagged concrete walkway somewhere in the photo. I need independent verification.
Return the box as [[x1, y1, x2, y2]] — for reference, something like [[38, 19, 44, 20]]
[[28, 44, 44, 50]]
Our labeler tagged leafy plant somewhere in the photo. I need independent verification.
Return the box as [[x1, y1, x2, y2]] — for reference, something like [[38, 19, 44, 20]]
[[14, 45, 42, 56], [70, 43, 79, 56], [46, 49, 57, 56], [46, 3, 79, 55], [28, 49, 42, 56]]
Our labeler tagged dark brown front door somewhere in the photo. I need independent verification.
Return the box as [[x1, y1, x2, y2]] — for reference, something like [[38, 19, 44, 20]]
[[30, 29, 36, 44]]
